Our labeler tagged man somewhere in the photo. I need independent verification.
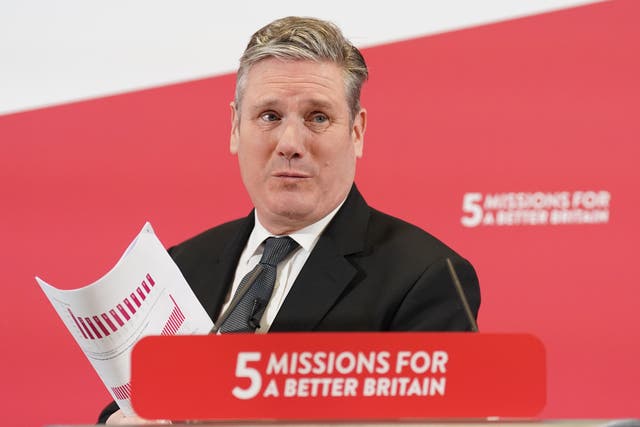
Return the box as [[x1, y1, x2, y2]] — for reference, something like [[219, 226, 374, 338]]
[[101, 16, 480, 424]]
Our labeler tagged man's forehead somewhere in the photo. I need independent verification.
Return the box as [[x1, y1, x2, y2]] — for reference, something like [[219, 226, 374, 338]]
[[247, 95, 338, 112], [245, 59, 344, 90]]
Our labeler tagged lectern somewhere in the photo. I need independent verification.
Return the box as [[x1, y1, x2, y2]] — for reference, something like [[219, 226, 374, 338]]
[[130, 332, 545, 422]]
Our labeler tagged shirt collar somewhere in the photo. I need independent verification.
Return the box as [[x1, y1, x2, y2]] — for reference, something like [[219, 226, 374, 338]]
[[245, 198, 347, 260]]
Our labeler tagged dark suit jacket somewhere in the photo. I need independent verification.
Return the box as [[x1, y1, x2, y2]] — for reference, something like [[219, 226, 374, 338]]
[[98, 185, 480, 422], [169, 185, 480, 332]]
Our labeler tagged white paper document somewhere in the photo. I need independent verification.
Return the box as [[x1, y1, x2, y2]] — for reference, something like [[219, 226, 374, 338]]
[[36, 222, 214, 416]]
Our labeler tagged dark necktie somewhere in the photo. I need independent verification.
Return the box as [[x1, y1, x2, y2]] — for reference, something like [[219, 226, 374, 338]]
[[217, 236, 299, 333]]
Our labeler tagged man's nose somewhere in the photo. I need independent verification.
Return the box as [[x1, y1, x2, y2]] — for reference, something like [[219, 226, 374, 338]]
[[275, 119, 306, 160]]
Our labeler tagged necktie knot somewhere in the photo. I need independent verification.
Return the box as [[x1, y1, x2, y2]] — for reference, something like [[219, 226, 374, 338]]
[[259, 236, 299, 267]]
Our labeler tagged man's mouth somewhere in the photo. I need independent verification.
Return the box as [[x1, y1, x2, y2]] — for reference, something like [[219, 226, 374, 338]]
[[273, 171, 311, 179]]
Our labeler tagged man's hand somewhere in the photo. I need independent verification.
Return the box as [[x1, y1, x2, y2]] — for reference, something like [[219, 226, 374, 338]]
[[106, 409, 171, 425]]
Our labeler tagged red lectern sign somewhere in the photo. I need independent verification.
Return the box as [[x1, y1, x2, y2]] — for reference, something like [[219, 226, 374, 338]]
[[131, 333, 545, 421]]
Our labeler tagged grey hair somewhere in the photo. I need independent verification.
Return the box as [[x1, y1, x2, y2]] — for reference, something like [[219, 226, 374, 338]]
[[234, 16, 368, 121]]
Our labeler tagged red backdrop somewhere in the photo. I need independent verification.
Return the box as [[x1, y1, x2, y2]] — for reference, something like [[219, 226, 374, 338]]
[[1, 1, 638, 425]]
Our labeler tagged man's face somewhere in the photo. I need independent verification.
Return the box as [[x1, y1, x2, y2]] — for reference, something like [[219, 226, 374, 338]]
[[230, 58, 366, 234]]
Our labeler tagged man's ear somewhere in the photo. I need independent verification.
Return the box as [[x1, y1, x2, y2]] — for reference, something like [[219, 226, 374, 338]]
[[352, 108, 367, 158], [230, 101, 239, 155]]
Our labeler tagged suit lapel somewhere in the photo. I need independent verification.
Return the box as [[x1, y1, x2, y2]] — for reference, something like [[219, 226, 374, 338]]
[[270, 185, 370, 331], [197, 213, 254, 323]]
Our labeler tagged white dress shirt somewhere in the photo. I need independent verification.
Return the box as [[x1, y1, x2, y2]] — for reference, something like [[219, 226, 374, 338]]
[[216, 200, 345, 333]]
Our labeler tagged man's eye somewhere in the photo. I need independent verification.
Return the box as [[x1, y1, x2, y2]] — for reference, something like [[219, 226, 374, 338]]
[[260, 112, 280, 122], [310, 113, 328, 123]]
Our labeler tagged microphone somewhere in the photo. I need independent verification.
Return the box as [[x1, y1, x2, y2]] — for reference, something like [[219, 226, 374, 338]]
[[248, 298, 264, 330], [210, 264, 264, 333], [445, 257, 479, 332]]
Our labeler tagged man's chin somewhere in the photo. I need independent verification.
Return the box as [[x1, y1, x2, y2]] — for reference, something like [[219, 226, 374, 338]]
[[271, 202, 313, 221], [263, 197, 317, 225], [268, 187, 313, 207]]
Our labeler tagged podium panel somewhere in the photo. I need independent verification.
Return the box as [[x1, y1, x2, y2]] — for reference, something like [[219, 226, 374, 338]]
[[131, 333, 545, 421]]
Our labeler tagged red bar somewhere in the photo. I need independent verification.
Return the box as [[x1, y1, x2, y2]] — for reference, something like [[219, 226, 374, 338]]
[[109, 309, 124, 327], [117, 303, 131, 320], [146, 273, 155, 286], [124, 298, 136, 315], [161, 307, 184, 336], [77, 317, 94, 339], [68, 308, 87, 339], [130, 293, 141, 308], [112, 382, 132, 401], [136, 287, 146, 301], [112, 387, 121, 400], [161, 317, 173, 336], [84, 317, 102, 339], [101, 313, 117, 332], [172, 315, 181, 331], [141, 280, 150, 293], [92, 315, 110, 336], [171, 296, 186, 323]]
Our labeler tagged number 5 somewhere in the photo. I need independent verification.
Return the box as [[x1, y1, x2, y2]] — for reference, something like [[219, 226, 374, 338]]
[[461, 193, 483, 228], [232, 352, 262, 400]]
